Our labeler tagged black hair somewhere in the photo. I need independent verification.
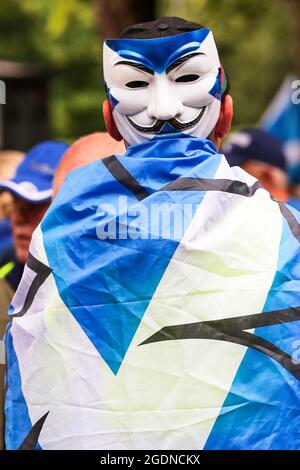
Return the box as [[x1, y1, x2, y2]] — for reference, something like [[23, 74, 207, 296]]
[[120, 16, 206, 39], [120, 16, 230, 97]]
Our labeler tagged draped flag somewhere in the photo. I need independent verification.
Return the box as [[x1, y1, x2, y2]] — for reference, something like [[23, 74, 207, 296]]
[[4, 136, 300, 450]]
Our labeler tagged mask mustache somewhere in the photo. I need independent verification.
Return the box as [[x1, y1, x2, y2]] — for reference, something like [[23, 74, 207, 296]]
[[127, 107, 206, 134]]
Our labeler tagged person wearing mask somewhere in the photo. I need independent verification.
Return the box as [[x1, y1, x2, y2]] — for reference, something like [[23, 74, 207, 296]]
[[4, 17, 300, 451]]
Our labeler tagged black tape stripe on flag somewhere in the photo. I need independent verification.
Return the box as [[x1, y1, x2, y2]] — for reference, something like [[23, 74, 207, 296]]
[[139, 306, 300, 380], [102, 155, 151, 201], [102, 158, 300, 247], [160, 177, 262, 196], [278, 202, 300, 244], [102, 157, 264, 201], [18, 411, 49, 450], [11, 253, 52, 318]]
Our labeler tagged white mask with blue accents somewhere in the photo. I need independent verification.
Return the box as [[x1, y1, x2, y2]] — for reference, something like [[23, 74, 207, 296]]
[[103, 28, 223, 146]]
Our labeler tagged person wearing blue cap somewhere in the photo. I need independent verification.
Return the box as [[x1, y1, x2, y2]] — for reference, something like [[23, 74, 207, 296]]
[[222, 128, 289, 202], [0, 140, 68, 449], [0, 140, 68, 267], [0, 140, 68, 302], [0, 151, 24, 255]]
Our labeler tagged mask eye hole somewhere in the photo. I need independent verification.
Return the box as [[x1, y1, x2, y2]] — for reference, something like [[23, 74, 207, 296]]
[[126, 81, 149, 89], [175, 74, 200, 83]]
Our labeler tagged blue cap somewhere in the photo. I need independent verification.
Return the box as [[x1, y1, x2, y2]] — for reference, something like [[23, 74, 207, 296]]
[[222, 128, 287, 171], [0, 141, 68, 203]]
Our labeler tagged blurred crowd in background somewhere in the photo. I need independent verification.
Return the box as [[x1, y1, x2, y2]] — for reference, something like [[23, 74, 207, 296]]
[[1, 0, 300, 398]]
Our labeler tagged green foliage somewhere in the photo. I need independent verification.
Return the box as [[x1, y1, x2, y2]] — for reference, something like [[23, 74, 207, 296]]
[[0, 0, 294, 141], [0, 0, 105, 142], [162, 0, 293, 128]]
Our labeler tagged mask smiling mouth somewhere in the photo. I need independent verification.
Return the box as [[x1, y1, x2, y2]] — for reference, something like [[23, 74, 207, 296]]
[[127, 107, 206, 134]]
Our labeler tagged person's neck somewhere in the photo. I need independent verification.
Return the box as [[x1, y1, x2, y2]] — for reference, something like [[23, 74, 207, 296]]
[[124, 135, 220, 151]]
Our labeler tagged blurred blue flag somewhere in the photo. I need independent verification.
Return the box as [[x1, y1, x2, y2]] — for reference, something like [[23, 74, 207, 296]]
[[261, 76, 300, 183]]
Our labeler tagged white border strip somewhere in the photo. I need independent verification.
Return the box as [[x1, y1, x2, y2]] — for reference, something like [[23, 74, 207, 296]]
[[0, 179, 52, 202]]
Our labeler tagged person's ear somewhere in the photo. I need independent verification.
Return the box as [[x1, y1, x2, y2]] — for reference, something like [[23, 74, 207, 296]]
[[214, 94, 233, 148], [258, 165, 289, 202], [102, 100, 123, 142], [242, 161, 289, 202]]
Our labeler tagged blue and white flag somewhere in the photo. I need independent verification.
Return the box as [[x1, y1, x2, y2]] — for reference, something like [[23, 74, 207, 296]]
[[261, 76, 300, 181], [4, 136, 300, 450]]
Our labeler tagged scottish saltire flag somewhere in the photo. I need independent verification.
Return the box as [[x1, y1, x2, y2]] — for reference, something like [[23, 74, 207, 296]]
[[4, 136, 300, 450], [261, 76, 300, 179]]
